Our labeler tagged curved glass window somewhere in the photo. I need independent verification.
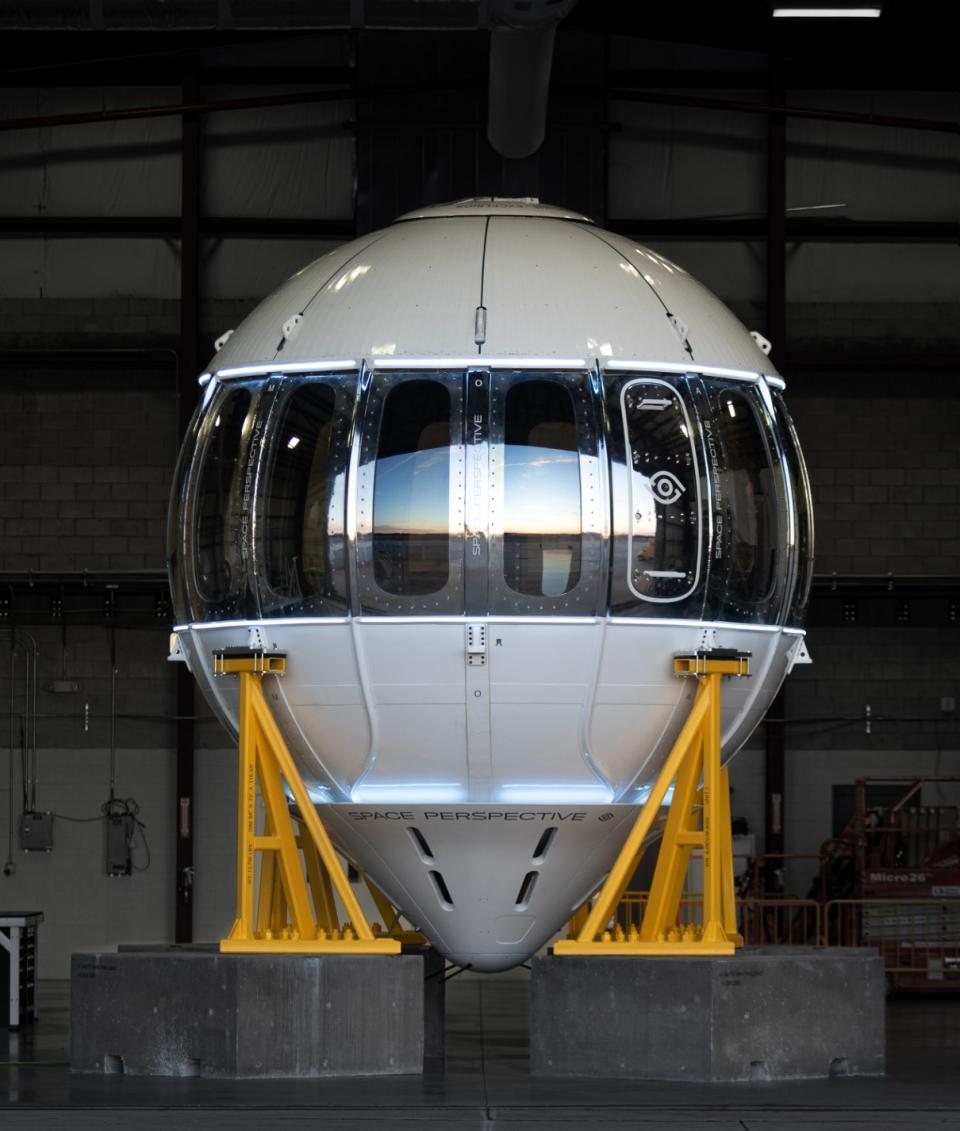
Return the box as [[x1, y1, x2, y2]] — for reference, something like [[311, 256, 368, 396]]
[[373, 379, 452, 597], [167, 394, 206, 626], [503, 380, 582, 598], [257, 380, 352, 616], [621, 379, 700, 603], [774, 392, 814, 627], [193, 388, 251, 609], [701, 382, 788, 622]]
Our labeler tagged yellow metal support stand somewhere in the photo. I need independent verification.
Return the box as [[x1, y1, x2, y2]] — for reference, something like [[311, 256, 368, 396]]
[[214, 647, 400, 955], [555, 650, 749, 957]]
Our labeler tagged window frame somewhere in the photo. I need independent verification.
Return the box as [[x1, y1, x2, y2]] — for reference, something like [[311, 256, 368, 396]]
[[773, 389, 815, 627], [183, 378, 264, 621], [252, 373, 357, 618], [487, 368, 604, 616], [619, 376, 703, 605], [355, 369, 466, 615], [695, 377, 792, 625]]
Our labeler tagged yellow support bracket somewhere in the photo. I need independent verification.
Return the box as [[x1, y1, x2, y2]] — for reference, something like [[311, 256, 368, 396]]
[[215, 648, 400, 956], [554, 650, 749, 958]]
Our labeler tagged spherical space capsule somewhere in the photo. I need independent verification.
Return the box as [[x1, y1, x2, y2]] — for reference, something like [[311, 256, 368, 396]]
[[168, 198, 813, 971]]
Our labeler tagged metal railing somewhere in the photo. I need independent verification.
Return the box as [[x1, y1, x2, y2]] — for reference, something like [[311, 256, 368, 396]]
[[618, 893, 821, 947], [825, 898, 960, 981], [613, 876, 960, 987]]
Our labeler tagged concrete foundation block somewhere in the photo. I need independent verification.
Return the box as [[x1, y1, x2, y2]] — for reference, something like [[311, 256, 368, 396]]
[[531, 946, 885, 1082], [71, 950, 427, 1078]]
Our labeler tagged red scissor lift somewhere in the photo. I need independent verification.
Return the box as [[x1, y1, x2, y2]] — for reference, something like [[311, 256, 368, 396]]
[[821, 776, 960, 991]]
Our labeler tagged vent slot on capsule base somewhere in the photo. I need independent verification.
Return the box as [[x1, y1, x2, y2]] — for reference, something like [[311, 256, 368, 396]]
[[531, 826, 557, 863], [515, 871, 538, 910], [429, 871, 454, 908], [408, 826, 434, 862]]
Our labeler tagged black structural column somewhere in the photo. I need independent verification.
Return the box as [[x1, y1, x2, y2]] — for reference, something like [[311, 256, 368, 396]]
[[764, 65, 787, 884], [766, 67, 787, 363], [174, 52, 201, 943]]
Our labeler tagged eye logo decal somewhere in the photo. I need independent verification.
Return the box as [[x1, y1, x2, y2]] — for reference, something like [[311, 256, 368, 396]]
[[650, 470, 686, 506]]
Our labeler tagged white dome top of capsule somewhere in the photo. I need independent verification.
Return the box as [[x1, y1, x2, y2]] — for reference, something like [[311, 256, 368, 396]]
[[209, 198, 778, 379]]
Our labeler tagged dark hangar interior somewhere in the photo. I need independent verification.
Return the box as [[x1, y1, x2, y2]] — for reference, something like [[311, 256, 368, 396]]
[[0, 2, 958, 1127]]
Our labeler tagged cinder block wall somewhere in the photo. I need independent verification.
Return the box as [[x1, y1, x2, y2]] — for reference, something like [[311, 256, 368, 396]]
[[790, 389, 960, 576], [0, 372, 175, 572]]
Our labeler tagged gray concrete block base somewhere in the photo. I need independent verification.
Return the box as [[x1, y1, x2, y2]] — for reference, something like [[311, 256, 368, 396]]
[[71, 950, 428, 1078], [531, 946, 885, 1082]]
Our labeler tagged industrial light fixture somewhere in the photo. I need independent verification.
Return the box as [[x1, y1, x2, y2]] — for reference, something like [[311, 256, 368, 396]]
[[773, 6, 881, 15]]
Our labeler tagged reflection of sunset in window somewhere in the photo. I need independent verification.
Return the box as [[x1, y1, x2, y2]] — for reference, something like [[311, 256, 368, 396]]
[[372, 380, 451, 597], [503, 447, 581, 536], [373, 448, 450, 534], [503, 380, 582, 598]]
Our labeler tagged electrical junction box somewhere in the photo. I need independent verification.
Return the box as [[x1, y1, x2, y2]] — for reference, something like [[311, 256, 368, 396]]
[[106, 813, 135, 876], [20, 811, 54, 853]]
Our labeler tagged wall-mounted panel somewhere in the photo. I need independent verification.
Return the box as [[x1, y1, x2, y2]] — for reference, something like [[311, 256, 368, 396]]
[[786, 242, 960, 303], [0, 87, 181, 217], [787, 90, 960, 222], [0, 239, 180, 298], [203, 86, 354, 219], [608, 92, 767, 221]]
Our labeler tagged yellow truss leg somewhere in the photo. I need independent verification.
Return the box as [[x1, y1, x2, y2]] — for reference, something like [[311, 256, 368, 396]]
[[298, 821, 339, 933], [215, 648, 400, 955], [567, 901, 592, 940], [554, 650, 749, 958], [360, 871, 428, 945]]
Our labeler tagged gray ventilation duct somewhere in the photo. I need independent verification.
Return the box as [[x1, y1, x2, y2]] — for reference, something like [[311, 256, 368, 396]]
[[487, 26, 556, 159], [485, 0, 579, 159]]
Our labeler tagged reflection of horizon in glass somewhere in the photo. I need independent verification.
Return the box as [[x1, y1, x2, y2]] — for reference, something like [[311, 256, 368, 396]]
[[373, 448, 449, 535], [504, 444, 581, 536], [373, 445, 583, 536]]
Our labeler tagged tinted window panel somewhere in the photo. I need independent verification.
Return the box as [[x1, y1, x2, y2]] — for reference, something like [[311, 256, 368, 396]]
[[503, 380, 582, 598], [259, 381, 349, 615], [373, 380, 451, 597], [621, 379, 700, 602], [168, 396, 205, 625], [775, 392, 814, 626], [702, 383, 787, 622], [194, 388, 250, 606]]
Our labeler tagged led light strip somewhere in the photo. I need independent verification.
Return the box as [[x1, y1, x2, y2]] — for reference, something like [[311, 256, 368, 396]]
[[175, 617, 804, 633], [214, 360, 358, 379], [371, 356, 588, 369], [773, 7, 881, 16]]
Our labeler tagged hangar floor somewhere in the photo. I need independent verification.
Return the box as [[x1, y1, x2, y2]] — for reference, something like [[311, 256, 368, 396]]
[[2, 969, 959, 1129]]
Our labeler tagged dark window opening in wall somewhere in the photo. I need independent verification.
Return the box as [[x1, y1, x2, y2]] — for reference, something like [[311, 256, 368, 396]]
[[373, 380, 451, 597], [260, 382, 340, 615], [194, 389, 250, 604], [503, 380, 582, 597], [621, 379, 700, 603]]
